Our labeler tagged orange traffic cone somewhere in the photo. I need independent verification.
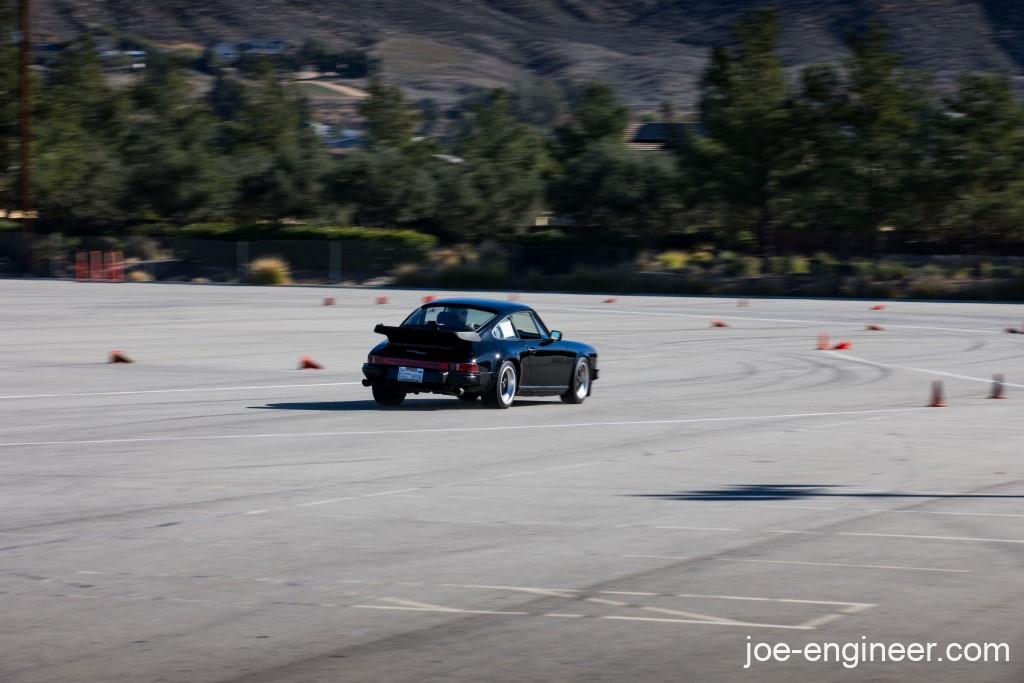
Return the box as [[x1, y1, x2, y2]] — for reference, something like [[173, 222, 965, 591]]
[[603, 297, 618, 304], [422, 295, 437, 303], [737, 299, 749, 307], [870, 304, 886, 311], [990, 374, 1007, 399], [817, 333, 830, 350], [832, 340, 853, 350], [711, 319, 730, 328], [1007, 326, 1021, 334], [298, 356, 323, 370], [866, 324, 884, 331], [375, 295, 389, 305], [108, 350, 133, 364], [323, 297, 335, 306], [508, 293, 520, 301], [928, 381, 947, 407]]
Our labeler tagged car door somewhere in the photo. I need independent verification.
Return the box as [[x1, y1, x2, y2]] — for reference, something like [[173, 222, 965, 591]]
[[511, 311, 567, 388], [527, 311, 574, 388], [492, 315, 532, 381]]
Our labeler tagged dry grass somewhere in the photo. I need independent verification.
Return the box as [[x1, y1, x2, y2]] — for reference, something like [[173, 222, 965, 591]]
[[249, 257, 293, 286]]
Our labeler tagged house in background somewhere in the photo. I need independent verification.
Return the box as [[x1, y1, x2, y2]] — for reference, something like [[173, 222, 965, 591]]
[[625, 122, 702, 151]]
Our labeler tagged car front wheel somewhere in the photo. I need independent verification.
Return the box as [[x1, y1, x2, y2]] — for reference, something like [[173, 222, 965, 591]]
[[484, 361, 517, 409], [560, 357, 590, 404]]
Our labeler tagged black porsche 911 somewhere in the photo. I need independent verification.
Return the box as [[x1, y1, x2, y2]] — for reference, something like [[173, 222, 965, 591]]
[[361, 298, 599, 408]]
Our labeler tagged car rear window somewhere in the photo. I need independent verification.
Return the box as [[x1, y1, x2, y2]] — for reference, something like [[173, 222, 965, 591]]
[[402, 305, 496, 332]]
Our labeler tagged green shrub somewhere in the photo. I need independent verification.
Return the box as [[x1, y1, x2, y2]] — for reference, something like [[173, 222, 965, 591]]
[[909, 274, 953, 298], [249, 256, 292, 285], [740, 256, 762, 277], [177, 223, 438, 251], [517, 229, 571, 244], [812, 252, 838, 274], [864, 281, 899, 298], [786, 255, 810, 275], [654, 250, 689, 271], [689, 250, 715, 267], [874, 261, 911, 280]]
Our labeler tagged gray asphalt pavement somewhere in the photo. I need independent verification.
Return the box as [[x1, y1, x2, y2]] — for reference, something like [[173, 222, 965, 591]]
[[2, 279, 1023, 682]]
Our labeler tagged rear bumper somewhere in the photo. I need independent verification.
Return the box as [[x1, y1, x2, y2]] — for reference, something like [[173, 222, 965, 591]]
[[362, 363, 493, 395]]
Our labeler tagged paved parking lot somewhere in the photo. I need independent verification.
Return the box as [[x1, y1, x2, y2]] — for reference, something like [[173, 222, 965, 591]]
[[2, 280, 1022, 681]]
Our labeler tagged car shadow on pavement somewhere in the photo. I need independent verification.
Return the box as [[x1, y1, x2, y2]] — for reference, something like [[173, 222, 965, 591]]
[[632, 484, 1024, 501], [251, 399, 555, 411]]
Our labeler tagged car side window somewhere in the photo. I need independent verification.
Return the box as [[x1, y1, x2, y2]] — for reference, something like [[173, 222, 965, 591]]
[[493, 317, 516, 340], [511, 311, 543, 340]]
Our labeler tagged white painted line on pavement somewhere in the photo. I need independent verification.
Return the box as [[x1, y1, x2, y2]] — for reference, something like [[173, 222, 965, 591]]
[[840, 531, 1024, 544], [601, 615, 813, 630], [870, 509, 1024, 519], [714, 558, 972, 573], [0, 381, 363, 401], [799, 613, 846, 629], [356, 597, 528, 616], [640, 604, 742, 624], [825, 352, 1024, 387], [0, 407, 927, 448], [548, 305, 1009, 336], [672, 593, 874, 609], [653, 525, 743, 532]]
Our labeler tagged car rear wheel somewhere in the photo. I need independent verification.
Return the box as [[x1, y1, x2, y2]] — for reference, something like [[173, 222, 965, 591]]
[[372, 385, 406, 407], [560, 357, 590, 404], [483, 361, 517, 409]]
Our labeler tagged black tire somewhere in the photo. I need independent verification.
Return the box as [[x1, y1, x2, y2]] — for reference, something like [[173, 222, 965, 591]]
[[483, 360, 517, 409], [560, 357, 591, 404], [457, 393, 479, 402], [372, 385, 406, 407]]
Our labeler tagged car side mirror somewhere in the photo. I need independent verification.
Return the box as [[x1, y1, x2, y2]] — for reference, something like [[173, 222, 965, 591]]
[[549, 330, 563, 341]]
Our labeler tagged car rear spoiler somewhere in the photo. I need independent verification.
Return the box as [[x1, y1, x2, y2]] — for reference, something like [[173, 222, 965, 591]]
[[374, 324, 480, 351]]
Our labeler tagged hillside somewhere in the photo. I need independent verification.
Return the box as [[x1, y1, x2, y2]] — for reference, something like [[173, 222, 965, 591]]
[[35, 1, 1024, 105]]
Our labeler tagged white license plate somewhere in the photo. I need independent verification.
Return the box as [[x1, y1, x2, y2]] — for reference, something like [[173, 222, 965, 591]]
[[397, 366, 424, 383]]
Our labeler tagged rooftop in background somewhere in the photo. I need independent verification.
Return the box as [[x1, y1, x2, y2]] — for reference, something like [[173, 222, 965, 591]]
[[626, 122, 703, 151]]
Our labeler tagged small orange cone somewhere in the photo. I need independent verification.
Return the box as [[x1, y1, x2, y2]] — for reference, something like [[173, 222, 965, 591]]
[[422, 295, 437, 303], [508, 293, 520, 301], [832, 340, 853, 350], [108, 350, 133, 364], [1006, 326, 1021, 334], [990, 374, 1007, 399], [737, 299, 749, 307], [375, 295, 389, 305], [603, 297, 618, 304], [711, 319, 729, 328], [865, 324, 884, 331], [928, 380, 946, 407], [817, 333, 830, 350], [870, 304, 886, 311], [323, 297, 335, 306], [298, 356, 323, 370]]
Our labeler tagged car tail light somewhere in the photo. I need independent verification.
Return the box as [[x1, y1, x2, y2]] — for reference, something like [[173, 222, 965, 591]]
[[450, 361, 479, 373]]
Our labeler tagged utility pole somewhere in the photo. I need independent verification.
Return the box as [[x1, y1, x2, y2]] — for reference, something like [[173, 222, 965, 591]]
[[18, 0, 31, 239]]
